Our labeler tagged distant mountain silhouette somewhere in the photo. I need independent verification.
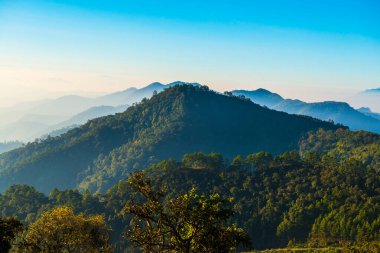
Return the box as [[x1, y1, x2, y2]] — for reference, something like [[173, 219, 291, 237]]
[[358, 107, 380, 121], [232, 89, 380, 133], [0, 141, 23, 154], [365, 88, 380, 93], [0, 85, 339, 193], [0, 81, 199, 141], [347, 88, 380, 113]]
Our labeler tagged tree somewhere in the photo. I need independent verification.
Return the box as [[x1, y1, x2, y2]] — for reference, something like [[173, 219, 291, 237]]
[[123, 172, 250, 253], [12, 207, 111, 253], [0, 217, 23, 253]]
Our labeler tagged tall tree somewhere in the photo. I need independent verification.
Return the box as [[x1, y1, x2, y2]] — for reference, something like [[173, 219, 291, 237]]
[[0, 217, 23, 253], [123, 172, 250, 253]]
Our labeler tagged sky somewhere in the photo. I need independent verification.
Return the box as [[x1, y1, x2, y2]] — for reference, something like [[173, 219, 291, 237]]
[[0, 0, 379, 106]]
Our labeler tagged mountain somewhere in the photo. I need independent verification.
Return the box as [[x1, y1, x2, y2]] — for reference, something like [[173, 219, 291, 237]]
[[233, 88, 284, 107], [232, 89, 380, 133], [357, 107, 380, 121], [97, 81, 200, 106], [0, 141, 23, 154], [96, 87, 138, 106], [0, 121, 50, 142], [44, 105, 129, 135], [0, 85, 340, 194], [366, 88, 380, 93], [347, 88, 380, 113], [1, 128, 378, 251], [0, 81, 199, 142]]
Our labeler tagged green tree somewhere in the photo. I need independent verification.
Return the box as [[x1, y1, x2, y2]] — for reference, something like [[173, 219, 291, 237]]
[[123, 172, 250, 253], [0, 217, 23, 253]]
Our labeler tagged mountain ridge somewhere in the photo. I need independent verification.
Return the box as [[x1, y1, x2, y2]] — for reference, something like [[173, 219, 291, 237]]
[[232, 88, 380, 133], [0, 85, 340, 193]]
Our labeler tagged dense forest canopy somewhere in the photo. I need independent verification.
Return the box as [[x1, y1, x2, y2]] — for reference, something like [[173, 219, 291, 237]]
[[0, 128, 379, 252], [0, 85, 340, 193]]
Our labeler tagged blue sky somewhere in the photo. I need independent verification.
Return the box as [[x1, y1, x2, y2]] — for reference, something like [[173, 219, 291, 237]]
[[0, 0, 379, 105]]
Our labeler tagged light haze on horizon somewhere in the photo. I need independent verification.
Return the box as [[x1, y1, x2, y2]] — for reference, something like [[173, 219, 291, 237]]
[[0, 0, 379, 107]]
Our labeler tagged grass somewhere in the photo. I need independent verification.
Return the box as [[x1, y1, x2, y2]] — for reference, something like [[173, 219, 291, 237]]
[[245, 247, 345, 253]]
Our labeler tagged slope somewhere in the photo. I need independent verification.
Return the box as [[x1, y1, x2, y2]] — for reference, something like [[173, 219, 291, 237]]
[[232, 89, 380, 133], [0, 85, 340, 193]]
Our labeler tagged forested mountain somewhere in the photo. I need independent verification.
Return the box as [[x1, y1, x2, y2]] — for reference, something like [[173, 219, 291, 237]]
[[0, 81, 198, 142], [97, 81, 200, 106], [233, 89, 380, 133], [0, 129, 379, 252], [0, 85, 340, 194], [0, 141, 23, 155]]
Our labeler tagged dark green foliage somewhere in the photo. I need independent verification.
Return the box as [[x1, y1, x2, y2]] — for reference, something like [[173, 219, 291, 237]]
[[0, 129, 377, 251], [0, 185, 48, 223], [0, 85, 340, 193], [123, 172, 250, 253], [0, 217, 23, 253], [300, 128, 380, 170]]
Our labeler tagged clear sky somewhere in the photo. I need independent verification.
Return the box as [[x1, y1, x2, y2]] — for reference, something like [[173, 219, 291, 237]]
[[0, 0, 379, 106]]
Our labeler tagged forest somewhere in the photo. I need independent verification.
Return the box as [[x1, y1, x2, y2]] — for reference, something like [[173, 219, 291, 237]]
[[0, 128, 379, 252], [0, 85, 340, 193]]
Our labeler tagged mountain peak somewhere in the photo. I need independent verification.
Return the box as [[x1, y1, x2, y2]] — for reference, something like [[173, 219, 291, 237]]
[[0, 84, 339, 193], [254, 88, 276, 94], [167, 81, 201, 87], [231, 88, 284, 107], [365, 88, 380, 93], [146, 82, 165, 88]]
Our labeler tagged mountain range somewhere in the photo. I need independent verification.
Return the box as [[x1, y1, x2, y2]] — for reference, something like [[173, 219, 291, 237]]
[[232, 89, 380, 133], [0, 81, 378, 146], [0, 81, 199, 142], [347, 88, 380, 112], [0, 85, 340, 193]]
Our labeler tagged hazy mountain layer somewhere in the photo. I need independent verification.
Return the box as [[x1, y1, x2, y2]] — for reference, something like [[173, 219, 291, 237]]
[[0, 85, 339, 193], [0, 81, 198, 142], [233, 89, 380, 133]]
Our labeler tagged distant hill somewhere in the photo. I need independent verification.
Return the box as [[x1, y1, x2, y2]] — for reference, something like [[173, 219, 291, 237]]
[[0, 85, 340, 193], [97, 81, 200, 106], [233, 89, 283, 107], [0, 141, 23, 154], [44, 105, 129, 135], [0, 120, 50, 142], [232, 89, 380, 133], [347, 88, 380, 113], [0, 81, 199, 142], [365, 88, 380, 93], [357, 107, 380, 121]]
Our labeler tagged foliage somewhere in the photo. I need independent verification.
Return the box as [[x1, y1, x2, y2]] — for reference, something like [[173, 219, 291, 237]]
[[123, 172, 250, 253], [0, 217, 23, 253], [0, 129, 378, 251], [0, 85, 339, 193], [12, 207, 111, 253], [299, 128, 380, 171]]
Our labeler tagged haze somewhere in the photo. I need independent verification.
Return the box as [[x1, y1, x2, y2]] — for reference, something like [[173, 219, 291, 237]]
[[0, 0, 379, 107]]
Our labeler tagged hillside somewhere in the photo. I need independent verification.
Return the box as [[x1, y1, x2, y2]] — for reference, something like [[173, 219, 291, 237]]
[[0, 141, 23, 154], [0, 129, 379, 251], [358, 107, 380, 120], [232, 89, 380, 133], [0, 85, 340, 193], [0, 81, 198, 142]]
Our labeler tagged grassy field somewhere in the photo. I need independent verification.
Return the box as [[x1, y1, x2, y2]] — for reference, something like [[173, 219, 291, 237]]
[[245, 242, 380, 253]]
